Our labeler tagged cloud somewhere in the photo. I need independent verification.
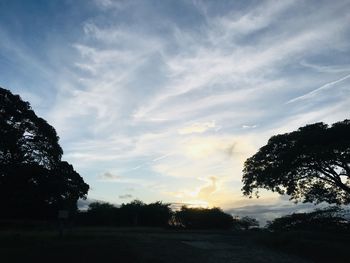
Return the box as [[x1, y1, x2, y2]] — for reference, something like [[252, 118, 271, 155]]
[[93, 0, 127, 10], [178, 121, 216, 135], [152, 153, 172, 162], [242, 124, 257, 129], [119, 194, 133, 199], [98, 172, 122, 181], [2, 0, 350, 208], [198, 176, 217, 199], [133, 1, 349, 121], [55, 1, 350, 210], [300, 61, 350, 73], [226, 202, 328, 226], [287, 73, 350, 104], [77, 197, 101, 210]]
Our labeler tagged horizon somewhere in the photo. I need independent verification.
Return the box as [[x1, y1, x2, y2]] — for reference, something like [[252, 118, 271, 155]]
[[1, 0, 350, 220]]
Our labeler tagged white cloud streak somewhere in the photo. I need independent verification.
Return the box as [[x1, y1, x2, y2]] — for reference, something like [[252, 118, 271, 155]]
[[287, 73, 350, 103]]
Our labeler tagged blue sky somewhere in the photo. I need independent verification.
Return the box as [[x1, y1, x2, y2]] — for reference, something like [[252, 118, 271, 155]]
[[1, 0, 350, 212]]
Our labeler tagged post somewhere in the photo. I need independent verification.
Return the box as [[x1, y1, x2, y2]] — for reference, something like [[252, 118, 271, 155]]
[[58, 210, 69, 238]]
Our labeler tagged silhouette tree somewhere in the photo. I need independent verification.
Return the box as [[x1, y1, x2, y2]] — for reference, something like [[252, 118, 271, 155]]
[[0, 87, 89, 219], [78, 200, 172, 227], [120, 199, 144, 226], [267, 206, 349, 231], [242, 120, 350, 204], [175, 206, 233, 229], [141, 201, 173, 227], [80, 202, 119, 226], [234, 216, 259, 230]]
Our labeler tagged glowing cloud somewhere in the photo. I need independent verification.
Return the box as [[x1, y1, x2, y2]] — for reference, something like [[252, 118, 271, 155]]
[[178, 121, 216, 135]]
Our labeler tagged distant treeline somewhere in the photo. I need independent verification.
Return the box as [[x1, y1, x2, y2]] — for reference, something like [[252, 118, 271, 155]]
[[266, 206, 350, 232], [76, 200, 350, 232], [78, 200, 172, 227], [76, 200, 259, 230]]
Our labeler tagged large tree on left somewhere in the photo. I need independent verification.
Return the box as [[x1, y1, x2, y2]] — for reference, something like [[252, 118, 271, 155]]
[[0, 87, 89, 219]]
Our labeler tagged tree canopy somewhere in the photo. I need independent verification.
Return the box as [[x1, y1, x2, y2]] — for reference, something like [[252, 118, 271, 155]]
[[267, 206, 349, 231], [0, 87, 89, 219], [78, 200, 172, 227], [242, 120, 350, 204], [233, 216, 259, 230], [175, 206, 233, 229]]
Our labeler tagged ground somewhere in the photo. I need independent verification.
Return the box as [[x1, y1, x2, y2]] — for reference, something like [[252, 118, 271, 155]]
[[0, 227, 314, 263]]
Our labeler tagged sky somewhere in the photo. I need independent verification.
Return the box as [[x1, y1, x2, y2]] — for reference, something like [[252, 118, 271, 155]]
[[1, 0, 350, 218]]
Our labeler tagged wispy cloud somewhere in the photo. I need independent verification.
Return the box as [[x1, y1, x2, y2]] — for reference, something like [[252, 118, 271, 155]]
[[300, 61, 350, 73], [119, 194, 133, 199], [57, 0, 350, 207], [1, 0, 350, 208], [242, 124, 258, 129], [98, 172, 122, 181], [198, 176, 218, 199], [178, 121, 216, 135], [287, 73, 350, 103]]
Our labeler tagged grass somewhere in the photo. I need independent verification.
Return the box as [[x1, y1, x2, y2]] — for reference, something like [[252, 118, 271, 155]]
[[253, 229, 350, 263], [1, 230, 133, 263], [2, 227, 346, 263], [0, 227, 224, 263]]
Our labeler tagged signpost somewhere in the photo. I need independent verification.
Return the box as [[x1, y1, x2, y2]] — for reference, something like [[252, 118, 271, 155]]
[[58, 210, 69, 238]]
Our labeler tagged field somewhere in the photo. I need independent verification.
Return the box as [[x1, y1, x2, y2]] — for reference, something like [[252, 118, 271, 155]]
[[0, 227, 316, 263]]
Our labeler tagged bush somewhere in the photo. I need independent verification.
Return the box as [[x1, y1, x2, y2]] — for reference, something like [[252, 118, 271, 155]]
[[119, 200, 173, 227], [77, 202, 119, 226], [267, 206, 350, 232], [77, 200, 172, 227], [232, 216, 259, 230], [174, 206, 233, 229]]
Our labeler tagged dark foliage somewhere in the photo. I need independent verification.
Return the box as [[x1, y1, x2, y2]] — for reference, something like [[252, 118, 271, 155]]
[[266, 206, 350, 232], [0, 87, 89, 219], [78, 201, 237, 229], [233, 216, 259, 230], [80, 202, 119, 226], [257, 228, 350, 263], [78, 200, 173, 227], [242, 120, 350, 204], [175, 206, 234, 229], [120, 200, 173, 227]]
